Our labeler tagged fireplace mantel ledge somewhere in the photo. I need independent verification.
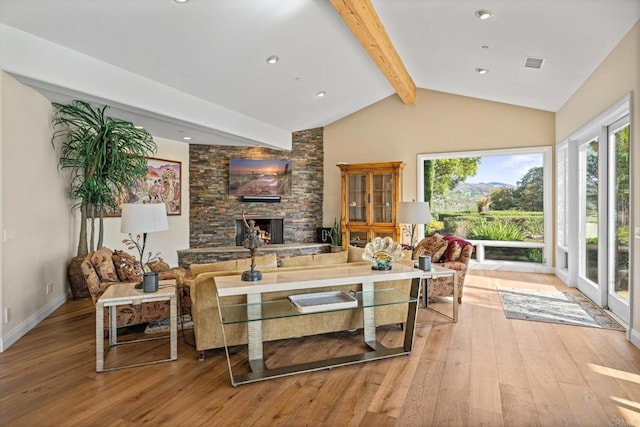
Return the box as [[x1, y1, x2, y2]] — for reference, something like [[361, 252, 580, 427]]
[[178, 243, 330, 254]]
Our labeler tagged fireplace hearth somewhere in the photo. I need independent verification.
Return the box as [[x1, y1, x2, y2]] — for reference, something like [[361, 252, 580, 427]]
[[235, 217, 284, 246]]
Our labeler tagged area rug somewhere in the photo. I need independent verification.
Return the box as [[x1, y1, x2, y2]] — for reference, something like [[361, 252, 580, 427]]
[[496, 287, 625, 331], [145, 315, 193, 334]]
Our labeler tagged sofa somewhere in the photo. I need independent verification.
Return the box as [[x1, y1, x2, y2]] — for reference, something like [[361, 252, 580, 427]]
[[188, 247, 415, 356], [81, 247, 188, 329], [412, 233, 474, 303]]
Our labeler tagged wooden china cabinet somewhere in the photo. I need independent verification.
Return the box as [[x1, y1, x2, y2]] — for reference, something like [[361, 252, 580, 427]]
[[338, 161, 405, 248]]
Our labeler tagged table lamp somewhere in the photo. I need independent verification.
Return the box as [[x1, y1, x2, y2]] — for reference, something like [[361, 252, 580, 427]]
[[121, 203, 169, 292], [397, 201, 431, 259]]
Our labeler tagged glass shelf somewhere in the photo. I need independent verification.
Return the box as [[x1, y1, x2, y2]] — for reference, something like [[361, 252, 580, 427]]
[[220, 288, 416, 324]]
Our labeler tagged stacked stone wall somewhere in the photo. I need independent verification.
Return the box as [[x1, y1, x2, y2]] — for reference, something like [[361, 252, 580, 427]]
[[189, 128, 324, 248]]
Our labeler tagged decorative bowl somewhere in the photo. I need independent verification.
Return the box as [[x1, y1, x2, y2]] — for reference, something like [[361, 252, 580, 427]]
[[362, 237, 404, 270]]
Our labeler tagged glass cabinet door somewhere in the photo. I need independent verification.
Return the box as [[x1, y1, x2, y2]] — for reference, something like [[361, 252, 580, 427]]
[[348, 230, 369, 247], [371, 173, 393, 224], [347, 174, 367, 222], [373, 231, 394, 240]]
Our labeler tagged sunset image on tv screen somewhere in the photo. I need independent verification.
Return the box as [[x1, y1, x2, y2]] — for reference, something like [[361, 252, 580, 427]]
[[229, 158, 292, 196]]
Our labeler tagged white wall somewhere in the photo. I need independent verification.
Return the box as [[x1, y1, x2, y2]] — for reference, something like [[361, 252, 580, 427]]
[[0, 72, 190, 351], [0, 72, 73, 351]]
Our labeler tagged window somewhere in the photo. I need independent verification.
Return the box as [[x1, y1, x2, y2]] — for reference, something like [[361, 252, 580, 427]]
[[417, 147, 553, 271]]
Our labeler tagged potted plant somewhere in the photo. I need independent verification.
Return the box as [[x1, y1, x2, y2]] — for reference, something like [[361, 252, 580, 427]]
[[329, 218, 343, 252], [51, 100, 157, 298]]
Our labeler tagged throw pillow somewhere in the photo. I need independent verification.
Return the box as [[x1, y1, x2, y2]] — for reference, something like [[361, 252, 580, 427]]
[[347, 245, 365, 263], [90, 248, 118, 282], [413, 234, 447, 262], [147, 258, 171, 273], [235, 253, 279, 270], [112, 250, 143, 282], [442, 235, 472, 262], [280, 251, 348, 267], [190, 253, 278, 278]]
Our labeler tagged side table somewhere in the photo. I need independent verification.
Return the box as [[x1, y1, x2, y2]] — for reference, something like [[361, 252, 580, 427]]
[[420, 265, 458, 322], [96, 280, 177, 372]]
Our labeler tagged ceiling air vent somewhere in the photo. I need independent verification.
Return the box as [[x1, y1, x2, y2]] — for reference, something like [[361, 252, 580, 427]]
[[524, 56, 544, 69]]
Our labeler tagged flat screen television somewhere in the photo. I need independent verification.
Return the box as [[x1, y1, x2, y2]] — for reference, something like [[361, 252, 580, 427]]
[[229, 158, 292, 196]]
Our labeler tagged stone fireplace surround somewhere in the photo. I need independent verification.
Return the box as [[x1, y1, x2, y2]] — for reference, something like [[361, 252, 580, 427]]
[[234, 216, 284, 246], [178, 128, 329, 268]]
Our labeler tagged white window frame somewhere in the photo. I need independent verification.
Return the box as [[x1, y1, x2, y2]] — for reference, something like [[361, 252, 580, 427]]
[[417, 146, 553, 272], [556, 141, 570, 283]]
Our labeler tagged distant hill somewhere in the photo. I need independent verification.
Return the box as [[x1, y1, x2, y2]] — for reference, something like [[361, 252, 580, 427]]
[[433, 182, 514, 213], [454, 181, 514, 193]]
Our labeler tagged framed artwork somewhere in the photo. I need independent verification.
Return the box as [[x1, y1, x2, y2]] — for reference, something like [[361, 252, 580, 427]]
[[102, 157, 182, 217]]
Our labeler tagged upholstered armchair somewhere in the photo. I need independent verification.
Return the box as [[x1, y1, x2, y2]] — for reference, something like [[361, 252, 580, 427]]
[[80, 247, 188, 329], [413, 234, 474, 303]]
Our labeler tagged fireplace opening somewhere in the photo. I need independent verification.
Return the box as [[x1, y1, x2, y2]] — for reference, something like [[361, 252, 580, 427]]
[[235, 218, 284, 246]]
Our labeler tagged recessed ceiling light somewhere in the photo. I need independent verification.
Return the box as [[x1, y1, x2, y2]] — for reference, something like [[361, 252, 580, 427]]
[[182, 136, 192, 141], [475, 9, 494, 20], [174, 0, 189, 3], [266, 55, 279, 64], [316, 91, 326, 97], [475, 68, 489, 75]]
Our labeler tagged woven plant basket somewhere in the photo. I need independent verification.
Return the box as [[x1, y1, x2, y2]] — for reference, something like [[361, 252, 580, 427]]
[[67, 256, 90, 299]]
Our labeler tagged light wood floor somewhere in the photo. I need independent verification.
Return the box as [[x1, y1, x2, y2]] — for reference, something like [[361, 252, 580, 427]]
[[2, 270, 640, 426]]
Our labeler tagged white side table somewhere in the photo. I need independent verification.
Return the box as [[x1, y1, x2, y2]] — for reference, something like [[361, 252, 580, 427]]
[[420, 265, 458, 322], [96, 280, 177, 372]]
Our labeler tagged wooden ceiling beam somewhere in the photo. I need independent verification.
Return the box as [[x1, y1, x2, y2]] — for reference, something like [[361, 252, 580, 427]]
[[330, 0, 416, 104]]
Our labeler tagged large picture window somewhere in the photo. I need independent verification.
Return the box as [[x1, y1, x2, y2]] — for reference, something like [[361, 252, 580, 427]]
[[417, 147, 552, 271]]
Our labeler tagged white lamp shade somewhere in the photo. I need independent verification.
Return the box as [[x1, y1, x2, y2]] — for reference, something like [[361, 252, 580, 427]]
[[397, 202, 431, 225], [121, 203, 169, 234]]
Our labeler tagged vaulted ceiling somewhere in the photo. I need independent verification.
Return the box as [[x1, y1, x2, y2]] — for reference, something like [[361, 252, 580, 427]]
[[0, 0, 638, 148]]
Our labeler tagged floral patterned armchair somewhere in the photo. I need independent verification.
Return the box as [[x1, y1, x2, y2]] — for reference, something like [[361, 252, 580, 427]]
[[80, 247, 188, 329], [413, 234, 474, 303]]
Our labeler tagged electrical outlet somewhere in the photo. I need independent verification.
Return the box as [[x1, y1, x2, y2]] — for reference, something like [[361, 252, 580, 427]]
[[4, 308, 10, 323], [46, 283, 53, 295]]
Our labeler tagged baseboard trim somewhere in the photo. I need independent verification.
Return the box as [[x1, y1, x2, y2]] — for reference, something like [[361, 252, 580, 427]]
[[0, 295, 66, 352], [629, 328, 640, 350]]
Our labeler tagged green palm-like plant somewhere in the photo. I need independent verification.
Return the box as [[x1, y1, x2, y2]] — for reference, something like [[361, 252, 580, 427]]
[[52, 100, 157, 257]]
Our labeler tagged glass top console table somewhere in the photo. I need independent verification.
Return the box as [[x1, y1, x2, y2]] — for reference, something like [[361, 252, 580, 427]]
[[215, 264, 423, 386]]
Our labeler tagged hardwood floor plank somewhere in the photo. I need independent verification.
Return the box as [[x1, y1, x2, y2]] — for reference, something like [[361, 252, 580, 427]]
[[492, 307, 530, 389], [431, 348, 471, 426], [469, 304, 501, 418], [558, 381, 610, 426], [521, 349, 576, 426], [499, 383, 541, 426], [399, 358, 445, 426], [533, 321, 588, 386]]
